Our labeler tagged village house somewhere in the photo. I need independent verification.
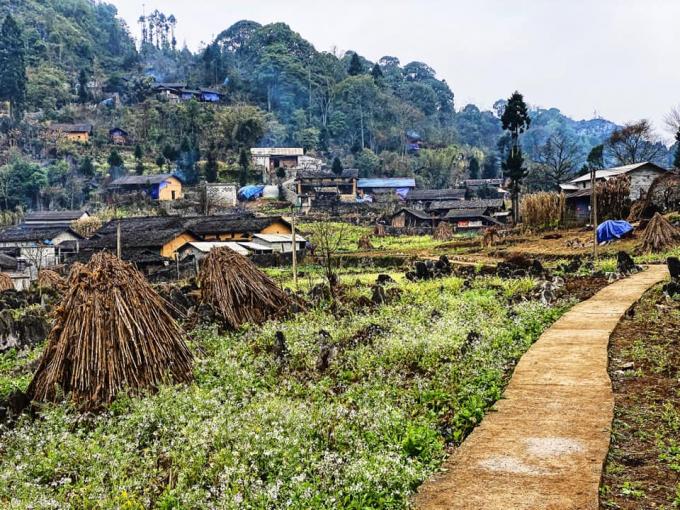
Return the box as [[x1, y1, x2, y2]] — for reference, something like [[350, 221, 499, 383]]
[[49, 123, 93, 143], [357, 178, 416, 202], [295, 168, 359, 206], [109, 127, 129, 145], [251, 148, 305, 181], [0, 252, 31, 290], [23, 210, 89, 228], [442, 209, 502, 231], [0, 223, 83, 269], [562, 162, 668, 201], [109, 174, 184, 201], [390, 208, 438, 228], [404, 188, 465, 210], [183, 215, 292, 242], [428, 198, 506, 217]]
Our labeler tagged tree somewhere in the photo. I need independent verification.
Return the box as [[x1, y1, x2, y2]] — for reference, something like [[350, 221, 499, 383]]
[[238, 148, 249, 187], [674, 128, 680, 169], [205, 144, 218, 183], [534, 133, 579, 189], [347, 52, 363, 76], [500, 91, 531, 223], [0, 15, 27, 119], [108, 149, 124, 179], [468, 156, 480, 179], [156, 154, 166, 171], [482, 154, 498, 179], [371, 62, 383, 84], [606, 120, 664, 165], [79, 156, 95, 177], [587, 144, 605, 170], [77, 69, 90, 104], [134, 144, 144, 175], [332, 156, 344, 176]]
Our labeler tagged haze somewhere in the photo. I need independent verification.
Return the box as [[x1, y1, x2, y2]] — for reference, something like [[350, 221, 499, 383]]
[[112, 0, 680, 140]]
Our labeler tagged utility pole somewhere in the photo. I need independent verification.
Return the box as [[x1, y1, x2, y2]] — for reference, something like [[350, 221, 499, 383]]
[[291, 207, 298, 290], [591, 165, 598, 262]]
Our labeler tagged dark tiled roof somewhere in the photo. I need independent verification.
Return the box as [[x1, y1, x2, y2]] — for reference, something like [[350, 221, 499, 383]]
[[109, 127, 128, 135], [297, 168, 359, 180], [49, 123, 93, 133], [110, 174, 179, 186], [0, 225, 81, 243], [406, 189, 465, 201], [0, 253, 17, 269], [464, 179, 503, 187], [392, 208, 433, 220], [566, 188, 593, 199], [184, 215, 290, 236], [429, 199, 504, 211], [443, 208, 487, 219], [24, 210, 87, 222]]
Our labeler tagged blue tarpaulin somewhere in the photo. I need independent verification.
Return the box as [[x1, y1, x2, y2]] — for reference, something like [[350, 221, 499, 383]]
[[238, 185, 265, 201], [597, 220, 634, 243]]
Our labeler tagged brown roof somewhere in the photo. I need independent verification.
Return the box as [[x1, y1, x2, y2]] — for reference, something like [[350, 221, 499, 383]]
[[406, 189, 466, 201]]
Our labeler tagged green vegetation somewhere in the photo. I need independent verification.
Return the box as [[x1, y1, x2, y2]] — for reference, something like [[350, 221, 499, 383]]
[[0, 274, 569, 508]]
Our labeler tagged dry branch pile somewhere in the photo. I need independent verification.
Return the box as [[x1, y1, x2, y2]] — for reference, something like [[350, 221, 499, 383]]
[[0, 273, 13, 292], [37, 270, 66, 292], [27, 252, 193, 410], [198, 248, 297, 329], [639, 213, 680, 253], [433, 222, 454, 241], [520, 192, 565, 230]]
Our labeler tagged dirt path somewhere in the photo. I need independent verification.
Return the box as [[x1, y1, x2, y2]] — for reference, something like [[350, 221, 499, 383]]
[[414, 265, 669, 510]]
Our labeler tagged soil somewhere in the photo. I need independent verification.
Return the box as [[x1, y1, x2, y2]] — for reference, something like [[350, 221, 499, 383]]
[[564, 275, 610, 302], [599, 286, 680, 509]]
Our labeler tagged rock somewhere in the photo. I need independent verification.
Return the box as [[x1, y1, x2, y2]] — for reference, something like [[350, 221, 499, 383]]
[[620, 361, 635, 370], [662, 280, 680, 298], [616, 251, 637, 275], [376, 274, 395, 286], [316, 330, 336, 372], [273, 331, 288, 361], [667, 257, 680, 280]]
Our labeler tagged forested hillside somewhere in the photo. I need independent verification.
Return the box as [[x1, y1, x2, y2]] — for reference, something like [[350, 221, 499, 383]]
[[0, 1, 676, 213]]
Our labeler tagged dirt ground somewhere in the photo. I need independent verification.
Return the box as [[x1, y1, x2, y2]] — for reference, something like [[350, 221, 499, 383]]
[[600, 286, 680, 509]]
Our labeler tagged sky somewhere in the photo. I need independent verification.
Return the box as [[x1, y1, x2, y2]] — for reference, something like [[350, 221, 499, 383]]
[[111, 0, 680, 141]]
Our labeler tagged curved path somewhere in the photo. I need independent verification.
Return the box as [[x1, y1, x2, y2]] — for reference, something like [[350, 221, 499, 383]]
[[415, 265, 669, 510]]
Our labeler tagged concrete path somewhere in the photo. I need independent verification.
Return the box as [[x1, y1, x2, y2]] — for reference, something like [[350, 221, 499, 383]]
[[415, 265, 669, 510]]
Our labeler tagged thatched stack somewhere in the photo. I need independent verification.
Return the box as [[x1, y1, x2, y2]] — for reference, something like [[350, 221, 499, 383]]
[[198, 247, 296, 329], [433, 222, 454, 241], [639, 213, 680, 253], [357, 235, 375, 250], [27, 252, 193, 410], [520, 192, 565, 230], [37, 269, 66, 292], [0, 273, 13, 292]]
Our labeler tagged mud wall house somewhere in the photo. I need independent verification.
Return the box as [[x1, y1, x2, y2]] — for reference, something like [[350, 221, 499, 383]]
[[357, 178, 416, 202], [0, 224, 83, 269], [562, 162, 668, 202], [251, 148, 304, 182], [48, 123, 93, 143], [391, 208, 437, 228], [109, 174, 184, 201], [442, 209, 502, 231], [109, 127, 129, 145], [153, 83, 187, 103], [295, 169, 359, 204], [183, 215, 292, 243]]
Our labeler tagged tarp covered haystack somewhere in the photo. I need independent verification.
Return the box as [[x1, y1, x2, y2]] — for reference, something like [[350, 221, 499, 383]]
[[37, 269, 66, 292], [639, 213, 680, 253], [27, 252, 193, 410], [597, 220, 634, 244], [0, 273, 13, 292], [198, 247, 296, 329], [433, 221, 454, 241]]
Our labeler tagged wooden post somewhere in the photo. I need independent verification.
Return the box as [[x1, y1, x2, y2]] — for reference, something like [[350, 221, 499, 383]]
[[176, 253, 180, 280], [116, 221, 121, 259], [291, 209, 298, 289], [591, 166, 598, 262]]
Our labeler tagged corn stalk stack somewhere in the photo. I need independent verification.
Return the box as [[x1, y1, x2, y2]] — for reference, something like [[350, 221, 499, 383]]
[[27, 252, 193, 411], [638, 212, 680, 253], [37, 269, 67, 293], [0, 273, 13, 292], [433, 221, 454, 241], [198, 247, 297, 329]]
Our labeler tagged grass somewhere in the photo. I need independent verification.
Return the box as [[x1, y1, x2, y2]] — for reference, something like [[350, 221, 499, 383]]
[[0, 274, 569, 509]]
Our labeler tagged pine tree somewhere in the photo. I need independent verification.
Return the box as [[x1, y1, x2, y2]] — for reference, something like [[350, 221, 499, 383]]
[[318, 127, 329, 153], [501, 91, 531, 223], [107, 149, 124, 180], [674, 128, 680, 169], [134, 144, 144, 175], [78, 70, 90, 104], [371, 63, 383, 84], [238, 148, 249, 187], [79, 156, 95, 177], [205, 144, 218, 183], [0, 15, 27, 120], [348, 52, 363, 76], [332, 157, 344, 176], [587, 144, 605, 170], [482, 154, 498, 179], [469, 156, 480, 179]]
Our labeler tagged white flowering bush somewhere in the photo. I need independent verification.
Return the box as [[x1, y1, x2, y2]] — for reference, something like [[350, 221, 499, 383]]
[[0, 274, 568, 509]]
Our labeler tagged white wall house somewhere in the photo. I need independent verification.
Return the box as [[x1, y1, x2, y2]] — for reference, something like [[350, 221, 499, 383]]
[[562, 162, 668, 201]]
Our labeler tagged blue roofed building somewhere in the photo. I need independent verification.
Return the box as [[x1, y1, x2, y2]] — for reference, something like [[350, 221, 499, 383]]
[[357, 178, 416, 202]]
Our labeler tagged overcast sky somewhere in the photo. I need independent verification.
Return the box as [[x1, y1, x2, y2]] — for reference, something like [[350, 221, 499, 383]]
[[111, 0, 680, 141]]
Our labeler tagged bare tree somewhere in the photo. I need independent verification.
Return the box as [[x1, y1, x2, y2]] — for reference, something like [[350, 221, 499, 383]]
[[534, 132, 580, 189], [306, 221, 348, 296], [607, 120, 664, 165], [664, 105, 680, 135]]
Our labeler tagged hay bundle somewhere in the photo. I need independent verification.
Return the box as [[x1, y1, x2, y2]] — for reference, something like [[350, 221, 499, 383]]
[[0, 272, 13, 292], [198, 247, 296, 329], [357, 235, 375, 250], [520, 192, 565, 229], [37, 269, 66, 292], [639, 213, 680, 253], [482, 227, 500, 247], [27, 252, 193, 410], [433, 221, 454, 241], [373, 223, 386, 237]]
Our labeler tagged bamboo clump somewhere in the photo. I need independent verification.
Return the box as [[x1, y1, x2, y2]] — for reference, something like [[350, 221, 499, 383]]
[[638, 213, 680, 253], [0, 273, 13, 292], [198, 247, 296, 329], [27, 252, 193, 411]]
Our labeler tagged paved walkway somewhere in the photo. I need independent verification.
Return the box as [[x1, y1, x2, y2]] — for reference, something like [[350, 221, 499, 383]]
[[415, 265, 669, 510]]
